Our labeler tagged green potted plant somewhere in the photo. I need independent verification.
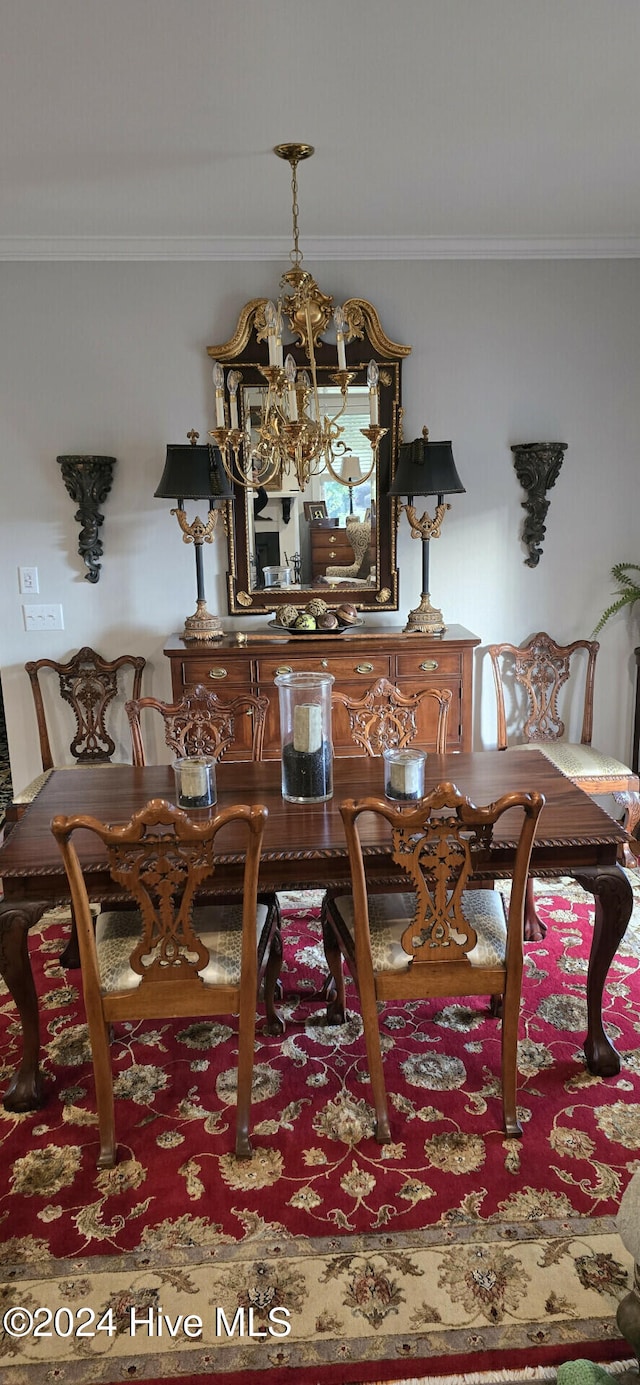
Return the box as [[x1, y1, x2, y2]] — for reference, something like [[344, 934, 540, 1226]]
[[594, 562, 640, 634]]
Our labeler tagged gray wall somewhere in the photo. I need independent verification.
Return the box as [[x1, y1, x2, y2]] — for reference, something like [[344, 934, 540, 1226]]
[[1, 258, 638, 791]]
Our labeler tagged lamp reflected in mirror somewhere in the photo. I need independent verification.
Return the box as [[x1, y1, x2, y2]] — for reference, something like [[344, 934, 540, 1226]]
[[388, 427, 465, 635], [341, 455, 364, 517]]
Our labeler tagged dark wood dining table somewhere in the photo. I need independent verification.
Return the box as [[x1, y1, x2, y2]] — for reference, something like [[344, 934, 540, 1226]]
[[0, 749, 632, 1113]]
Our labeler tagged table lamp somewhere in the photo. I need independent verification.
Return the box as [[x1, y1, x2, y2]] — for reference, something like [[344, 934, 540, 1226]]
[[155, 430, 233, 642], [341, 454, 364, 517], [388, 426, 465, 634]]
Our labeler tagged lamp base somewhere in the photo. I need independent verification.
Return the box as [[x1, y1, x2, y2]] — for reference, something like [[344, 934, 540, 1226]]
[[183, 600, 224, 643], [404, 592, 446, 636]]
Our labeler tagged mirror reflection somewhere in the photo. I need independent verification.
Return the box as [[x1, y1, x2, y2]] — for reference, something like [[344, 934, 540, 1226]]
[[244, 385, 377, 594]]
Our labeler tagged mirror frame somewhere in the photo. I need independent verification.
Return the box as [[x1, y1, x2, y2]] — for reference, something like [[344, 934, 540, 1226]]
[[206, 297, 411, 615]]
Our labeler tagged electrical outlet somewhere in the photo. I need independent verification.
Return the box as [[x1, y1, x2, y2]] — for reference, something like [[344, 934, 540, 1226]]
[[22, 604, 64, 631], [19, 566, 39, 595]]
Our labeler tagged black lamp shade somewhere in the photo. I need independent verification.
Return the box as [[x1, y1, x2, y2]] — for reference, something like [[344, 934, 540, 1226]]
[[388, 438, 465, 498], [154, 443, 233, 502]]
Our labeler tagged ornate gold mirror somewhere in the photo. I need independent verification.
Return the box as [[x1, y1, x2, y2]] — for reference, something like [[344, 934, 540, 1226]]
[[205, 144, 411, 616]]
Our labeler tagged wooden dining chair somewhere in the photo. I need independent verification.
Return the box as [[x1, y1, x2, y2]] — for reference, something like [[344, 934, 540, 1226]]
[[332, 677, 451, 757], [321, 679, 454, 1007], [51, 796, 270, 1168], [125, 684, 269, 767], [125, 683, 283, 1032], [488, 631, 640, 873], [10, 647, 147, 830], [323, 781, 544, 1142], [26, 646, 146, 773]]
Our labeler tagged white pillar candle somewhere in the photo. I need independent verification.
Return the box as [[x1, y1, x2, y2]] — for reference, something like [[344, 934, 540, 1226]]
[[179, 759, 208, 800], [389, 757, 420, 797], [293, 703, 322, 753], [384, 749, 425, 800]]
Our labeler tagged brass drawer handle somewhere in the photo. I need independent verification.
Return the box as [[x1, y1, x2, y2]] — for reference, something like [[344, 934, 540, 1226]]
[[275, 665, 293, 676], [419, 659, 439, 672], [208, 667, 228, 680], [355, 662, 374, 675], [321, 659, 329, 669]]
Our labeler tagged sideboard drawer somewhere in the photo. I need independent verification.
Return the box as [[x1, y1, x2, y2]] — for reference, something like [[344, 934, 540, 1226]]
[[395, 650, 462, 678], [178, 658, 253, 688], [256, 653, 391, 682]]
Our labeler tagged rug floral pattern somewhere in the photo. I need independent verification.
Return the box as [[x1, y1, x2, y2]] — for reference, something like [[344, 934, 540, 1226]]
[[0, 876, 639, 1381]]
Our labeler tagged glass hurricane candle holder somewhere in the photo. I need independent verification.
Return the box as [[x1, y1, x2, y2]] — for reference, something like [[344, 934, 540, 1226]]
[[383, 747, 426, 802], [173, 756, 217, 809], [275, 670, 334, 803]]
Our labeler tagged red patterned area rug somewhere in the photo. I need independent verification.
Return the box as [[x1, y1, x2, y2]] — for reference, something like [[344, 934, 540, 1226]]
[[0, 875, 639, 1385]]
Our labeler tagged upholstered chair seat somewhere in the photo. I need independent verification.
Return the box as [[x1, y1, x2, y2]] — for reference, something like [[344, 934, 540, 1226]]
[[516, 739, 636, 789], [95, 903, 271, 992], [325, 889, 507, 974]]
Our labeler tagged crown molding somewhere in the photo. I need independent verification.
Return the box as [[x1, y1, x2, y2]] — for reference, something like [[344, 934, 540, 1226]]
[[1, 234, 639, 261]]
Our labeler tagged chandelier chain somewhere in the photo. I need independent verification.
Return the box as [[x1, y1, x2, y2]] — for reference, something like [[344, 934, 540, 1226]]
[[290, 157, 302, 268]]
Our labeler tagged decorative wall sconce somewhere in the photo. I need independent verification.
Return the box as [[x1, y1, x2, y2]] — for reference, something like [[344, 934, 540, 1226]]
[[154, 431, 233, 642], [388, 426, 465, 634], [511, 442, 567, 568], [57, 455, 116, 583]]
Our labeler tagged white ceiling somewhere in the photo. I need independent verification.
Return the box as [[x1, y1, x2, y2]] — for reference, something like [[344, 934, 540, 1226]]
[[2, 0, 640, 259]]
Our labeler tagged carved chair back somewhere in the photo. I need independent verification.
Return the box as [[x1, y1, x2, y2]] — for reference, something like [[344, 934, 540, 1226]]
[[487, 632, 598, 750], [51, 796, 267, 1166], [126, 684, 269, 767], [341, 781, 543, 971], [335, 781, 544, 1140], [26, 647, 146, 772], [332, 677, 451, 756]]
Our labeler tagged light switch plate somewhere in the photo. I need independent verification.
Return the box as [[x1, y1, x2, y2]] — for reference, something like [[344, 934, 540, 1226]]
[[19, 566, 39, 595], [22, 604, 64, 631]]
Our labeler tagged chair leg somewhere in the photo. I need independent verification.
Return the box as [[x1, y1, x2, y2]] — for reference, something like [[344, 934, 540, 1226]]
[[614, 790, 640, 866], [235, 986, 256, 1161], [500, 981, 523, 1139], [321, 898, 347, 1025], [523, 876, 547, 941], [59, 907, 81, 969], [90, 1017, 117, 1168], [263, 926, 285, 1036], [356, 964, 391, 1144]]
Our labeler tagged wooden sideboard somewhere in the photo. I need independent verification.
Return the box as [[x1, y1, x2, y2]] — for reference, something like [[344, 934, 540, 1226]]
[[164, 625, 480, 760]]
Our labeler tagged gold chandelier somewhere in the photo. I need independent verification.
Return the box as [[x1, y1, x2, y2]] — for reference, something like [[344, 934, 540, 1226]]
[[209, 143, 387, 493]]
